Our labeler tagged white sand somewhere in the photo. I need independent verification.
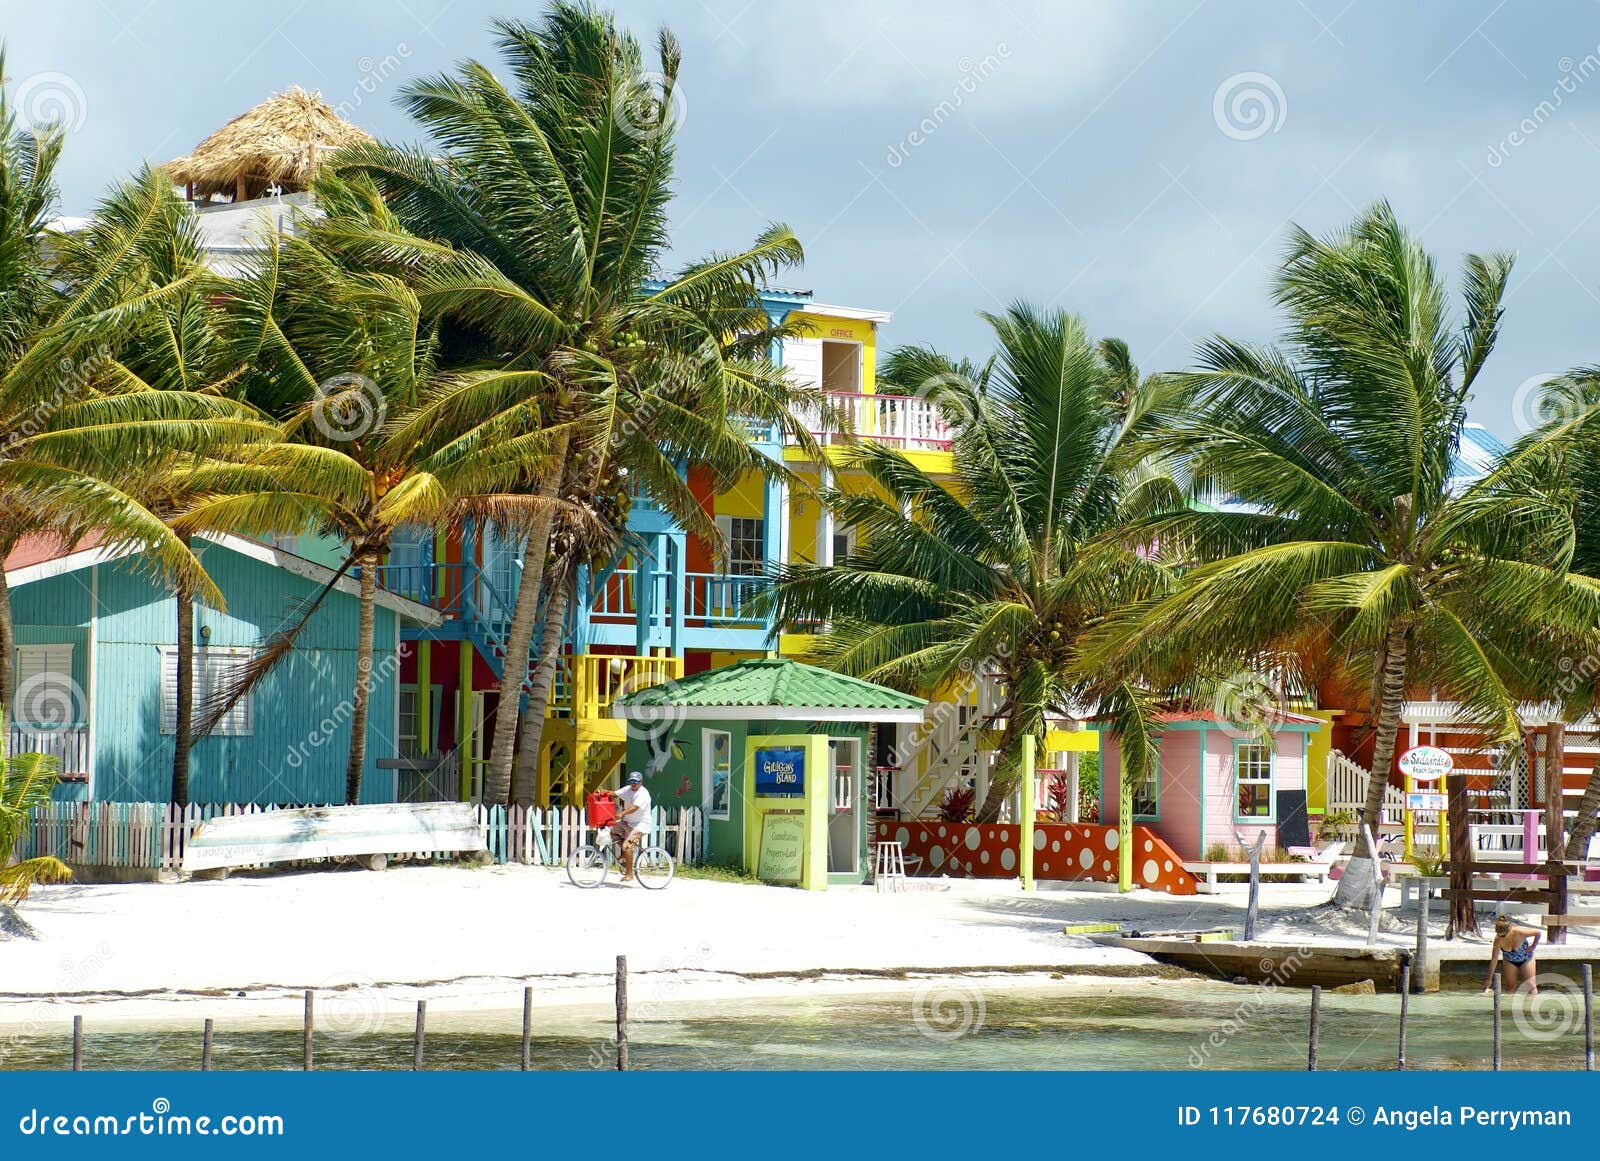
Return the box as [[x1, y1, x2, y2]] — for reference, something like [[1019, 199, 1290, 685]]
[[1, 865, 1589, 1029]]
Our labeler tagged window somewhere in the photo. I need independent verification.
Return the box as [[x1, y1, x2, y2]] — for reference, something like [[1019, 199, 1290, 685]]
[[398, 688, 421, 758], [830, 527, 854, 565], [703, 729, 731, 821], [161, 647, 253, 736], [715, 515, 765, 576], [1234, 742, 1274, 819], [1130, 744, 1160, 820], [13, 644, 77, 725]]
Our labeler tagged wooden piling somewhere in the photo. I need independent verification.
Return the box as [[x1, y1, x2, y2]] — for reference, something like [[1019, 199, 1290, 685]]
[[1584, 963, 1594, 1072], [1306, 985, 1321, 1072], [1413, 890, 1429, 989], [521, 986, 533, 1071], [615, 954, 629, 1072], [303, 990, 314, 1071], [72, 1015, 82, 1072], [1492, 974, 1502, 1071], [202, 1019, 214, 1072], [1398, 964, 1410, 1071], [413, 1000, 426, 1070]]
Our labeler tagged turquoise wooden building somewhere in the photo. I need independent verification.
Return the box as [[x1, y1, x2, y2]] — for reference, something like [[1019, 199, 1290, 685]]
[[613, 659, 925, 889], [4, 533, 440, 805]]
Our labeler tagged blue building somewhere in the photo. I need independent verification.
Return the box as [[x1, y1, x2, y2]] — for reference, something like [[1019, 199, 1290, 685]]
[[4, 533, 439, 805]]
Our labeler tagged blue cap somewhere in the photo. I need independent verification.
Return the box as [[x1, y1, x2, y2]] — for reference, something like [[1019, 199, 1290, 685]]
[[627, 771, 644, 784]]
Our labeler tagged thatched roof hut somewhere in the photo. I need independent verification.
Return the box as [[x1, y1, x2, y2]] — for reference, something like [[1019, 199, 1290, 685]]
[[164, 87, 372, 203]]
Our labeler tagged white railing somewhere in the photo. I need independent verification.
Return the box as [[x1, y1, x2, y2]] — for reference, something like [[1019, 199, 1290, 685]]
[[1325, 749, 1405, 825], [798, 391, 952, 452], [9, 724, 90, 776], [833, 766, 855, 812]]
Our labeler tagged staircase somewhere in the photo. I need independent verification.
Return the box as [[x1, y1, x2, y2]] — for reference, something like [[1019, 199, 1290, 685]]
[[896, 702, 990, 818]]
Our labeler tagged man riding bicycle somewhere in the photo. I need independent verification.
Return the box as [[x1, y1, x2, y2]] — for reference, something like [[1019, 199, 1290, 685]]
[[612, 771, 652, 884]]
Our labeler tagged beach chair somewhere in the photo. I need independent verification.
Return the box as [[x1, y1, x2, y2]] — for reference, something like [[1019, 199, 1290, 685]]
[[1283, 840, 1346, 882]]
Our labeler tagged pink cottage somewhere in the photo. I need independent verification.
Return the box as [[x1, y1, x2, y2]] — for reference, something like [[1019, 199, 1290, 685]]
[[1095, 709, 1323, 861]]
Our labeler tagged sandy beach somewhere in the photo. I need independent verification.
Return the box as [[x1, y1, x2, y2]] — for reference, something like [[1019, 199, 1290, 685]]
[[2, 864, 1591, 1031]]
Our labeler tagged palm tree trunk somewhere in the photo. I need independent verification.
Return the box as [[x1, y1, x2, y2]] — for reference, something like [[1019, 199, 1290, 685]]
[[171, 536, 194, 807], [484, 438, 568, 804], [1333, 623, 1409, 907], [511, 577, 572, 806], [974, 712, 1022, 824], [344, 548, 379, 806], [0, 538, 14, 760]]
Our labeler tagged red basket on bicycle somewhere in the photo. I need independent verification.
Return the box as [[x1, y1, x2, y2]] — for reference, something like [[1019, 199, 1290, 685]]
[[585, 790, 617, 828]]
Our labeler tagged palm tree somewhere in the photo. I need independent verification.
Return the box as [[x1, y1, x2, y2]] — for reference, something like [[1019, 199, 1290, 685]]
[[761, 304, 1180, 822], [1515, 371, 1600, 864], [0, 127, 263, 765], [177, 176, 551, 805], [333, 3, 814, 804], [48, 171, 252, 806], [1090, 203, 1600, 919], [0, 718, 71, 909]]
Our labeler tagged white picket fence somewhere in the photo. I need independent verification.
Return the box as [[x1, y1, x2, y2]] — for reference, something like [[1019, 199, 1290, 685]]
[[1326, 749, 1406, 825], [15, 801, 705, 874]]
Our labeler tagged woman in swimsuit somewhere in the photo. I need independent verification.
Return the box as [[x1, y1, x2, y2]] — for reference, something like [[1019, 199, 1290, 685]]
[[1483, 914, 1541, 995]]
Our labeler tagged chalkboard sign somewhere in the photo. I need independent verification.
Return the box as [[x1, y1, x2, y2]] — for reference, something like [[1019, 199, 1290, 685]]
[[756, 812, 805, 883], [1275, 789, 1310, 848]]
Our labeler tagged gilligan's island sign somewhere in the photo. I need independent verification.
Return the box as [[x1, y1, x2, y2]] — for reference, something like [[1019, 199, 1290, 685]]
[[754, 747, 806, 797]]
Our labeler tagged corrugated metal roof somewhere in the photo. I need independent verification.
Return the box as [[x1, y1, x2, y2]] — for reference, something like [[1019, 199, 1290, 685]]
[[616, 658, 925, 711]]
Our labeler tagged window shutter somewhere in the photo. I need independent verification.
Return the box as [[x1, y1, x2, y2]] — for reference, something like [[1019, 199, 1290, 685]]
[[161, 647, 254, 736], [781, 337, 823, 391], [13, 644, 76, 725]]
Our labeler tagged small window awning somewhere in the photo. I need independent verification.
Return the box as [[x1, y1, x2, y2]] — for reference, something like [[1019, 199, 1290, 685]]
[[612, 658, 926, 723]]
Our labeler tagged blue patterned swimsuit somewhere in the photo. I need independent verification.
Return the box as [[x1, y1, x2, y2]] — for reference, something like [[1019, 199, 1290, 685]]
[[1502, 936, 1535, 965]]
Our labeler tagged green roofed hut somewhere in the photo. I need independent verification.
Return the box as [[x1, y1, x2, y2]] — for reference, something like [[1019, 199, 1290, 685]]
[[613, 659, 925, 889]]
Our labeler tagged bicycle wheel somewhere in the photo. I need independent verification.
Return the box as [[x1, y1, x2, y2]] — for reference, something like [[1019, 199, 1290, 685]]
[[634, 846, 675, 890], [566, 845, 609, 888]]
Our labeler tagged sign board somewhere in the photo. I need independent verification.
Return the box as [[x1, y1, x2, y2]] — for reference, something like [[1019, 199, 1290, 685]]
[[182, 802, 487, 873], [1397, 745, 1452, 783], [756, 811, 805, 883], [754, 747, 806, 797], [1405, 791, 1448, 813]]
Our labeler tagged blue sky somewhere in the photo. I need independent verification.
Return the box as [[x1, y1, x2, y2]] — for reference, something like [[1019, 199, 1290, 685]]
[[9, 0, 1600, 438]]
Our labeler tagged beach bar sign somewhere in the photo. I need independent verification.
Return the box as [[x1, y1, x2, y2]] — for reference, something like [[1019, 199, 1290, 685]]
[[1397, 744, 1452, 783], [755, 747, 806, 797]]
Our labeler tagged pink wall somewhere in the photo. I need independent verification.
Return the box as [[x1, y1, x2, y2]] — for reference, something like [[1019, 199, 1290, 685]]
[[1101, 732, 1204, 860], [1103, 727, 1310, 859]]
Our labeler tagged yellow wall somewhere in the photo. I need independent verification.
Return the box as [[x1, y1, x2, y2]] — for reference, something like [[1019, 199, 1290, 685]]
[[801, 311, 879, 394]]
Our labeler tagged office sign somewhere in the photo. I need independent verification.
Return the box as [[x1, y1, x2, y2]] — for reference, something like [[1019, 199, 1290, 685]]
[[754, 747, 806, 797]]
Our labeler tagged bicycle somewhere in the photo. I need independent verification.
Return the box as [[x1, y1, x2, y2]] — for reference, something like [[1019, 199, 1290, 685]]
[[565, 825, 675, 889]]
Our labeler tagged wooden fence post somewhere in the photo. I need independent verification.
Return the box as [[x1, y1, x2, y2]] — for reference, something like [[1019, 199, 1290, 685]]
[[1397, 963, 1410, 1070], [72, 1015, 82, 1072], [1491, 974, 1502, 1071], [202, 1018, 214, 1071], [303, 990, 314, 1071], [522, 986, 533, 1071], [1584, 963, 1594, 1073], [1306, 986, 1321, 1071], [413, 1000, 426, 1070], [615, 954, 629, 1072]]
